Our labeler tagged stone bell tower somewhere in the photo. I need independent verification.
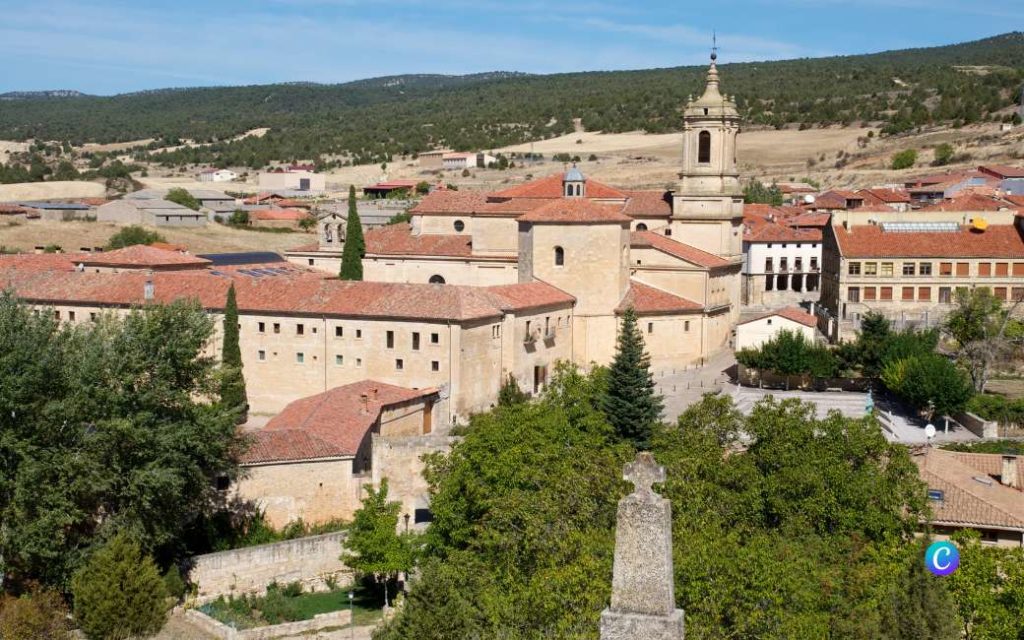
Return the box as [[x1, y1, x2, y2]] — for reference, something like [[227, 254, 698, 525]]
[[670, 49, 744, 263]]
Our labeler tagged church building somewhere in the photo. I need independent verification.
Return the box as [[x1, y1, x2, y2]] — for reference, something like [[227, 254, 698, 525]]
[[289, 55, 745, 371]]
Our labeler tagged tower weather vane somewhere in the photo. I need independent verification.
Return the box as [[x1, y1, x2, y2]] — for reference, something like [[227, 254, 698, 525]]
[[712, 30, 718, 61]]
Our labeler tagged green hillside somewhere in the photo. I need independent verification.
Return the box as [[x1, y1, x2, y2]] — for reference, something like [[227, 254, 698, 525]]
[[0, 32, 1021, 169]]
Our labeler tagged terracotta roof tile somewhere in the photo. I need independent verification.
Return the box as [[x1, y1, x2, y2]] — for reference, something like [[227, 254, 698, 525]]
[[250, 208, 311, 221], [484, 281, 575, 313], [833, 224, 1024, 259], [913, 448, 1024, 531], [745, 224, 822, 243], [243, 381, 438, 463], [0, 204, 28, 214], [517, 198, 631, 224], [409, 190, 489, 215], [979, 164, 1024, 179], [77, 245, 211, 269], [617, 280, 702, 315], [918, 194, 1013, 212], [946, 451, 1024, 490], [623, 190, 672, 218], [738, 306, 817, 328], [786, 212, 831, 227], [490, 173, 628, 199], [631, 230, 732, 269], [858, 188, 911, 204], [364, 223, 473, 257]]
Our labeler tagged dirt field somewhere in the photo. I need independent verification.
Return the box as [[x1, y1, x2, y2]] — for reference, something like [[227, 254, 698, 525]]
[[0, 140, 29, 163], [0, 219, 315, 255], [0, 180, 106, 201]]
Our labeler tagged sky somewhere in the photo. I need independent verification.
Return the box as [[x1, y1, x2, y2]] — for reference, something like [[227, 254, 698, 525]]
[[0, 0, 1018, 95]]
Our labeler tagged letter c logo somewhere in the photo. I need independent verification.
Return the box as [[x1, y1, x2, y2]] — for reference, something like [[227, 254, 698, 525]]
[[925, 541, 959, 576]]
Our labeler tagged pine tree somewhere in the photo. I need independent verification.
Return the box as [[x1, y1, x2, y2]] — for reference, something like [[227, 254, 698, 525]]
[[220, 284, 247, 417], [601, 307, 663, 448], [71, 533, 169, 640], [340, 185, 365, 281]]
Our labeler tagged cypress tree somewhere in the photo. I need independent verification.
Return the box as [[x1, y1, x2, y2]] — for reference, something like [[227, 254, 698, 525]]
[[601, 307, 663, 448], [340, 184, 365, 280], [220, 284, 247, 416]]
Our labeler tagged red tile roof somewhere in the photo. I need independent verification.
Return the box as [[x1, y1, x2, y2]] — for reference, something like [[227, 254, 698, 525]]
[[490, 173, 628, 199], [946, 451, 1024, 491], [745, 224, 822, 243], [0, 204, 27, 214], [410, 190, 489, 215], [242, 381, 438, 464], [517, 198, 631, 224], [905, 170, 977, 187], [364, 223, 473, 257], [786, 212, 831, 228], [0, 257, 572, 322], [833, 224, 1024, 259], [630, 230, 732, 269], [913, 448, 1024, 532], [77, 245, 211, 269], [918, 194, 1013, 212], [979, 164, 1024, 179], [623, 191, 672, 218], [617, 280, 702, 315], [738, 306, 817, 328], [858, 188, 911, 204], [250, 208, 311, 221]]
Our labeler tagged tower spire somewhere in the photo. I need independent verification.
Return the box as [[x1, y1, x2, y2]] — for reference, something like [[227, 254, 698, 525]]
[[711, 30, 718, 62]]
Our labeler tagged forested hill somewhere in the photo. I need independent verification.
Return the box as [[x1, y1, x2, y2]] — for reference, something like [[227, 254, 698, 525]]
[[0, 32, 1021, 168]]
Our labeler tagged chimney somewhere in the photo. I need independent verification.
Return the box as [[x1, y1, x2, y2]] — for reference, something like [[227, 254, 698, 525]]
[[359, 393, 370, 415], [143, 280, 154, 301], [1001, 455, 1018, 488]]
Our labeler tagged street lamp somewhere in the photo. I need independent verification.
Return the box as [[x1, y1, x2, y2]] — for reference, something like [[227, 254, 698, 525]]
[[348, 590, 354, 640]]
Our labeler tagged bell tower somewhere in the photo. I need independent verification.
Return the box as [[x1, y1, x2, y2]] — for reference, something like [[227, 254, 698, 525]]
[[670, 47, 744, 262]]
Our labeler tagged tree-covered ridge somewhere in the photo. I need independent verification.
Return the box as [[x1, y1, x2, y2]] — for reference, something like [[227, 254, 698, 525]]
[[0, 33, 1020, 168]]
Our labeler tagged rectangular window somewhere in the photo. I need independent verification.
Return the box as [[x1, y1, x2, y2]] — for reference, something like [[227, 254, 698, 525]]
[[864, 263, 878, 276], [684, 320, 690, 332], [258, 321, 266, 333], [880, 287, 893, 301], [296, 352, 304, 364], [68, 311, 76, 321], [1013, 287, 1024, 302], [335, 354, 343, 366], [412, 332, 420, 350], [864, 287, 877, 301], [995, 287, 1008, 301], [848, 287, 860, 303], [780, 257, 788, 272], [765, 257, 774, 272], [939, 287, 952, 303], [918, 287, 931, 301], [273, 322, 281, 334], [356, 358, 363, 367], [881, 262, 894, 277], [53, 310, 60, 320], [919, 262, 932, 276], [296, 323, 304, 336], [902, 263, 915, 276], [996, 262, 1009, 276], [258, 350, 266, 361], [939, 262, 953, 276], [848, 262, 861, 275], [395, 358, 404, 371], [902, 286, 914, 301], [431, 361, 440, 372], [956, 262, 969, 276], [90, 312, 98, 322], [647, 322, 654, 334], [492, 324, 501, 339], [794, 257, 803, 272], [386, 330, 394, 349], [355, 329, 362, 339], [979, 262, 992, 277], [1014, 263, 1024, 277], [430, 332, 440, 344], [810, 257, 818, 270]]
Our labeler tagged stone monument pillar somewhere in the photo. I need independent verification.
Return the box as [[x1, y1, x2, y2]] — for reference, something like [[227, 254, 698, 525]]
[[600, 452, 685, 639]]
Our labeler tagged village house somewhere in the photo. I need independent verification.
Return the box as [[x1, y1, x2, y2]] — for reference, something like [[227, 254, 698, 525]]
[[258, 168, 326, 194], [198, 168, 238, 183], [742, 204, 826, 308], [735, 306, 819, 351]]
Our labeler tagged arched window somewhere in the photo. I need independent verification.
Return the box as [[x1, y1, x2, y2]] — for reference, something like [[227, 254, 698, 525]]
[[324, 224, 333, 242], [554, 246, 564, 266], [565, 184, 573, 197], [636, 223, 648, 231], [575, 184, 582, 196], [429, 274, 446, 284], [453, 220, 465, 232], [698, 130, 711, 164]]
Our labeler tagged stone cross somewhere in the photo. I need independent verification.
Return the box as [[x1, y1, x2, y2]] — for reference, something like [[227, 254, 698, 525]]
[[600, 452, 685, 640], [624, 452, 665, 497]]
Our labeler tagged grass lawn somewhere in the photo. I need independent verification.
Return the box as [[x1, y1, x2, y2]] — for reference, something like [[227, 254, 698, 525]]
[[200, 583, 383, 629]]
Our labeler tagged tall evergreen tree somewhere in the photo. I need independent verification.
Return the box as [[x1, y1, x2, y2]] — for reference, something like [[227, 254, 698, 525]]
[[601, 307, 663, 448], [340, 185, 365, 281], [220, 284, 247, 417]]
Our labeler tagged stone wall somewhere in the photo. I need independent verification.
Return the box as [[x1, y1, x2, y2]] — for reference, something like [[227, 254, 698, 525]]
[[953, 412, 999, 439], [189, 532, 351, 602], [372, 433, 457, 531], [185, 608, 352, 640]]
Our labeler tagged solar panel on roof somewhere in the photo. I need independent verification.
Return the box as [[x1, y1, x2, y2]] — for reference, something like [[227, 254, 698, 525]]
[[196, 252, 286, 266], [880, 221, 960, 233]]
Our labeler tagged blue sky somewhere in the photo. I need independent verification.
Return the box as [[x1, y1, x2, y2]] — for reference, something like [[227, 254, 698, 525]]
[[0, 0, 1018, 95]]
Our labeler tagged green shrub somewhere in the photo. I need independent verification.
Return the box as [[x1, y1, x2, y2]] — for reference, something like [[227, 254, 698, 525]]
[[736, 329, 839, 377], [106, 225, 165, 249], [891, 149, 918, 170], [71, 533, 169, 640], [163, 565, 187, 602], [165, 187, 200, 211], [881, 353, 973, 418], [0, 591, 72, 640]]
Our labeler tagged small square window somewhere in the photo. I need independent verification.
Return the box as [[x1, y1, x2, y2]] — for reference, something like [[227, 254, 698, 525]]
[[90, 312, 98, 322], [647, 322, 654, 334], [356, 358, 363, 367], [273, 323, 281, 334], [68, 311, 76, 321], [386, 331, 395, 349], [258, 321, 266, 333], [356, 329, 362, 339], [296, 323, 304, 336], [395, 358, 404, 371], [430, 332, 439, 344], [684, 320, 690, 332], [767, 318, 773, 325], [296, 352, 305, 364], [335, 326, 343, 337], [258, 350, 266, 361], [335, 354, 343, 366], [431, 361, 440, 372]]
